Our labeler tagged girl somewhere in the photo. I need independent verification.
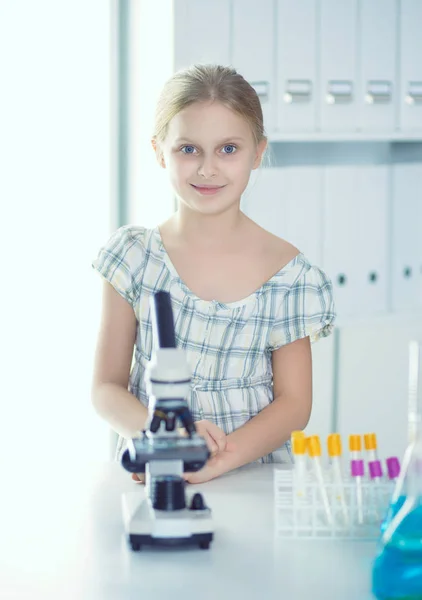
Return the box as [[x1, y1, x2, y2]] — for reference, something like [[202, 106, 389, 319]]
[[91, 64, 336, 484]]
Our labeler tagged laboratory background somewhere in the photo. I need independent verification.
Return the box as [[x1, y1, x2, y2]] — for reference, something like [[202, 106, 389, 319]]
[[1, 0, 422, 598], [2, 0, 420, 467]]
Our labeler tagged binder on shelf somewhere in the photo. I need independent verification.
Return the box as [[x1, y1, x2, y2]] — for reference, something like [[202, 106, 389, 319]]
[[174, 0, 230, 71], [277, 0, 317, 133], [358, 0, 396, 132], [322, 166, 388, 318], [319, 0, 358, 132], [391, 164, 422, 312], [232, 0, 275, 134], [399, 0, 422, 131], [242, 166, 323, 265]]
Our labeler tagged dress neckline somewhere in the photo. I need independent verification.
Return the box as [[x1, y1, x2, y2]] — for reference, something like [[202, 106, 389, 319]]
[[152, 226, 305, 310]]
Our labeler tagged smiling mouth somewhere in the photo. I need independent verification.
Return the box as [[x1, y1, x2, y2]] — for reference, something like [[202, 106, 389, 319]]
[[190, 184, 226, 195]]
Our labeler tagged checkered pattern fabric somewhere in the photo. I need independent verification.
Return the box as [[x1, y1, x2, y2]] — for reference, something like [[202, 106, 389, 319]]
[[92, 225, 336, 463]]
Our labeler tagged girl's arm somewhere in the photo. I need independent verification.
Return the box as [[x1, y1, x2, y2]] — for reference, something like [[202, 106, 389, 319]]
[[91, 282, 148, 438], [191, 336, 312, 481]]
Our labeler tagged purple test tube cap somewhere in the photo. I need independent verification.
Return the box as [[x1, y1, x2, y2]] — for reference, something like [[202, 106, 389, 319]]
[[386, 456, 400, 480], [369, 460, 383, 479]]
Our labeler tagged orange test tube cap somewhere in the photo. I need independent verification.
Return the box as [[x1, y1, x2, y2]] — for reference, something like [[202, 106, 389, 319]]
[[349, 434, 362, 452], [291, 430, 307, 455], [307, 435, 322, 457], [327, 433, 342, 457], [364, 433, 378, 450]]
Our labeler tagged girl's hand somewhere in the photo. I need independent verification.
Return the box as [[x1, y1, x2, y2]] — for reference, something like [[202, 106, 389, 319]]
[[193, 419, 235, 456], [130, 420, 236, 484]]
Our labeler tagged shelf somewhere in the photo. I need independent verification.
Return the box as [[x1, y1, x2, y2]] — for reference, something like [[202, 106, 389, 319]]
[[268, 132, 422, 143]]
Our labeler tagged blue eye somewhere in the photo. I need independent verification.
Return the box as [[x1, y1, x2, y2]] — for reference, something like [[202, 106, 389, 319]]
[[222, 144, 236, 154], [181, 145, 196, 154]]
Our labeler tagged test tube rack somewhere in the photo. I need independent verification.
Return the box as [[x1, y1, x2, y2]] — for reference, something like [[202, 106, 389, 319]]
[[274, 468, 393, 540]]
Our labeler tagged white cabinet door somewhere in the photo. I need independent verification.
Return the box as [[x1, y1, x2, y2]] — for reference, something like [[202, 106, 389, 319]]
[[277, 0, 317, 132], [358, 0, 396, 132], [319, 0, 358, 131], [173, 0, 231, 70], [336, 318, 422, 463], [322, 166, 389, 319], [232, 0, 276, 134], [399, 0, 422, 131]]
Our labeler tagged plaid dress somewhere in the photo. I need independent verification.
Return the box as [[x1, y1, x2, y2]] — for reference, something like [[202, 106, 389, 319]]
[[92, 225, 336, 463]]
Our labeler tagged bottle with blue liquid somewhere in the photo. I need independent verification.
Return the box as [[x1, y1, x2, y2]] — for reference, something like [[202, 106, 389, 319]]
[[372, 341, 422, 599]]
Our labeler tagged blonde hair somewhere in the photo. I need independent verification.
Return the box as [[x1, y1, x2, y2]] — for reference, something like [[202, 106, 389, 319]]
[[153, 64, 267, 146]]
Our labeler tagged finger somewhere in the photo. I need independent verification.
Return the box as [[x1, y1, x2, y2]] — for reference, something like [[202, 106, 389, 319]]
[[205, 422, 228, 453], [131, 473, 145, 484], [201, 430, 219, 455]]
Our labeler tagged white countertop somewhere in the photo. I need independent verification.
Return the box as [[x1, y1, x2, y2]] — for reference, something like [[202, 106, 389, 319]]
[[1, 462, 378, 600]]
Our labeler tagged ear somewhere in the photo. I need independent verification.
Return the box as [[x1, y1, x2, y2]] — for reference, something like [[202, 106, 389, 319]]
[[151, 137, 166, 169], [252, 138, 268, 170]]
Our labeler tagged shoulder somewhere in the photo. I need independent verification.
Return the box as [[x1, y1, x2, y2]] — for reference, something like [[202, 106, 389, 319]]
[[92, 225, 157, 306], [245, 219, 301, 270], [93, 224, 158, 278], [106, 224, 149, 249]]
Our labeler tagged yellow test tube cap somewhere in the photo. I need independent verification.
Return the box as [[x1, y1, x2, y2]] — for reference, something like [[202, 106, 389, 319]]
[[364, 433, 378, 450], [307, 435, 322, 457], [327, 433, 342, 457], [349, 434, 362, 452], [291, 430, 307, 455]]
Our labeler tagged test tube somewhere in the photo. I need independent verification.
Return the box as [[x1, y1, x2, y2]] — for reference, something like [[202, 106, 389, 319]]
[[307, 435, 333, 526], [327, 433, 349, 524], [349, 434, 364, 525], [291, 430, 307, 498], [386, 457, 400, 482], [364, 433, 383, 481]]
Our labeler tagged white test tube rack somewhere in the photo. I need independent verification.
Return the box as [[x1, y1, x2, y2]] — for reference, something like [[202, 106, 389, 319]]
[[274, 468, 393, 540]]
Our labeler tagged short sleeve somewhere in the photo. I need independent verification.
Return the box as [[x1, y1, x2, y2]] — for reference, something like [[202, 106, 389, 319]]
[[268, 265, 336, 350], [92, 225, 146, 307]]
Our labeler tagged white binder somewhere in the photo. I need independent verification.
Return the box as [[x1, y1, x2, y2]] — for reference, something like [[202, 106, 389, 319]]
[[173, 0, 230, 70], [358, 0, 396, 132], [277, 0, 318, 133], [391, 164, 422, 312], [399, 0, 422, 131], [242, 166, 323, 265], [232, 0, 276, 134], [322, 166, 389, 318], [319, 0, 358, 132]]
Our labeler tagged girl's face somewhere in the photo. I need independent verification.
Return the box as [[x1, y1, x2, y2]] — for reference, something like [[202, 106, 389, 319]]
[[155, 101, 266, 216]]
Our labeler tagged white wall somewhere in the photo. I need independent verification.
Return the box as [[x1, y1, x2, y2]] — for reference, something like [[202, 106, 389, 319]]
[[0, 1, 111, 466]]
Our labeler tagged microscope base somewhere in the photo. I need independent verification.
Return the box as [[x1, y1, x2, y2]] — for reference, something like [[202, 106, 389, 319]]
[[122, 490, 214, 551]]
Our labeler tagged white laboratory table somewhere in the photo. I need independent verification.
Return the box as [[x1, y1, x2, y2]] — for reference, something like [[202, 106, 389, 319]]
[[0, 462, 378, 600]]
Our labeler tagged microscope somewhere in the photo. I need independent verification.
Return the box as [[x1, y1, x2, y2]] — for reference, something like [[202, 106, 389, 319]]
[[120, 291, 214, 551]]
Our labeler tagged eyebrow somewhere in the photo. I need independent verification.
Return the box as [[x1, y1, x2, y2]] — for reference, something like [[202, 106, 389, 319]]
[[174, 136, 245, 145]]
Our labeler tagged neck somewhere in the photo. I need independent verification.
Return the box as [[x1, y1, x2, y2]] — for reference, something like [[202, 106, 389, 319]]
[[170, 205, 247, 248]]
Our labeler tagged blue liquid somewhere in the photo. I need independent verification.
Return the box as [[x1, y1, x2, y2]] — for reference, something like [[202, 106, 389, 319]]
[[381, 496, 407, 534], [372, 506, 422, 599]]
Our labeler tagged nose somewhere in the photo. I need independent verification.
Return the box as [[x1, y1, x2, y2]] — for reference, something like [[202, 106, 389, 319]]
[[197, 155, 217, 179]]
